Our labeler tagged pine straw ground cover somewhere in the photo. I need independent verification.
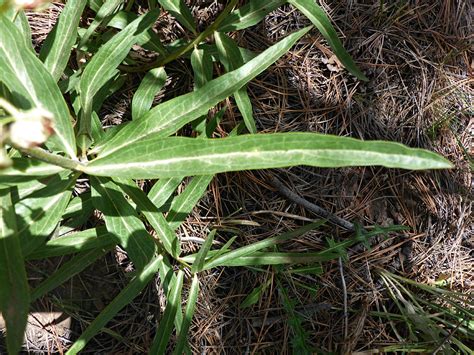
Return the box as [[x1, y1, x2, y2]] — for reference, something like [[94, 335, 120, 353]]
[[4, 0, 472, 353]]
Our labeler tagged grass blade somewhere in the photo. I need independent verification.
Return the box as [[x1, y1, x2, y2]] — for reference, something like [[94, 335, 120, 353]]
[[78, 8, 160, 149], [289, 0, 368, 81], [173, 274, 199, 355], [85, 132, 453, 179], [91, 176, 157, 270], [151, 269, 184, 354], [0, 16, 77, 157], [40, 0, 87, 81], [66, 255, 164, 354], [132, 67, 167, 120], [0, 188, 30, 354], [92, 26, 312, 157]]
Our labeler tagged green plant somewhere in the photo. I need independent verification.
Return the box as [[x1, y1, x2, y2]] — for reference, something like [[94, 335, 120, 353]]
[[376, 270, 473, 354], [0, 0, 453, 353]]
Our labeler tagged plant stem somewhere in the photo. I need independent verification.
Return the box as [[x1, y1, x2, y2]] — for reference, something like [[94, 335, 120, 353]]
[[11, 144, 86, 172], [122, 0, 238, 73]]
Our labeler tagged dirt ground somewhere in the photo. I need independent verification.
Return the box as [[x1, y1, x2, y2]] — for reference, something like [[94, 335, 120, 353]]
[[2, 0, 472, 353]]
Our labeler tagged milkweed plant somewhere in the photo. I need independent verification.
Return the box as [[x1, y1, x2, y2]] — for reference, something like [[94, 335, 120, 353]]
[[0, 0, 452, 353]]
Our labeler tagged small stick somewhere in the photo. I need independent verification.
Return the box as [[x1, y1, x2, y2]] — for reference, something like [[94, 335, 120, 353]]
[[270, 176, 356, 232]]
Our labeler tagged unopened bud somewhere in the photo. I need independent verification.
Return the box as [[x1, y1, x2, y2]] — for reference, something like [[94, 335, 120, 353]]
[[9, 108, 54, 149], [11, 0, 50, 10]]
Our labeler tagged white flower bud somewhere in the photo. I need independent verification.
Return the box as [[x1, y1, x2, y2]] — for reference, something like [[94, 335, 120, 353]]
[[12, 0, 50, 10], [9, 108, 54, 149]]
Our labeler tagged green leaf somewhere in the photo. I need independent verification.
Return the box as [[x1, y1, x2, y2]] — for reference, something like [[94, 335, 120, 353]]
[[2, 8, 33, 51], [240, 279, 271, 308], [217, 251, 340, 267], [30, 247, 110, 302], [288, 0, 368, 81], [166, 175, 212, 230], [114, 178, 180, 258], [132, 67, 167, 120], [85, 133, 453, 179], [91, 176, 157, 270], [0, 159, 65, 186], [173, 274, 199, 355], [190, 47, 213, 89], [218, 0, 286, 32], [147, 177, 183, 210], [0, 188, 30, 354], [151, 269, 184, 354], [40, 0, 88, 81], [78, 8, 160, 148], [16, 174, 75, 256], [66, 255, 164, 355], [61, 192, 93, 221], [26, 227, 117, 260], [78, 0, 124, 50], [0, 16, 77, 157], [191, 230, 216, 273], [199, 222, 322, 269], [158, 0, 196, 34], [215, 32, 256, 133], [92, 26, 311, 157], [107, 10, 168, 55]]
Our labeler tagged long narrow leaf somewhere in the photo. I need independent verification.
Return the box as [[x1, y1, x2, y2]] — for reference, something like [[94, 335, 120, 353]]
[[92, 26, 312, 157], [215, 251, 342, 267], [288, 0, 368, 81], [40, 0, 88, 81], [16, 174, 75, 256], [150, 269, 184, 354], [114, 178, 180, 258], [85, 133, 452, 179], [78, 8, 160, 147], [132, 67, 167, 120], [147, 177, 183, 209], [201, 222, 322, 269], [173, 274, 199, 355], [191, 230, 216, 273], [66, 255, 164, 354], [0, 16, 77, 157], [0, 188, 30, 354], [26, 227, 117, 260], [166, 175, 213, 230], [91, 177, 157, 270], [0, 159, 65, 186], [215, 32, 256, 133]]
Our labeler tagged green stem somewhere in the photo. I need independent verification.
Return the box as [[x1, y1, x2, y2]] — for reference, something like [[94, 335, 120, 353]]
[[11, 144, 86, 172], [122, 0, 239, 73]]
